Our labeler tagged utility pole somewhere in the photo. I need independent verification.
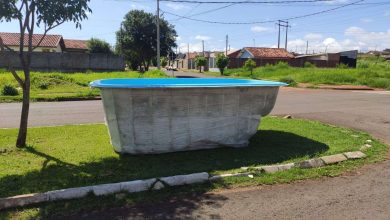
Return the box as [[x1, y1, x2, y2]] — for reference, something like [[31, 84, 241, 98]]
[[156, 0, 161, 70], [284, 21, 290, 50], [202, 40, 205, 56], [306, 40, 309, 54], [225, 35, 228, 55], [276, 20, 290, 50]]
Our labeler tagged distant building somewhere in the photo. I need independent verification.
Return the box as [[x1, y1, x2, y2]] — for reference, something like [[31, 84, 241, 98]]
[[0, 32, 88, 53], [227, 47, 294, 68]]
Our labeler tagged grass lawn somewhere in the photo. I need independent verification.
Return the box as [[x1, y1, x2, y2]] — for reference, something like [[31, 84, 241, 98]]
[[0, 69, 167, 103], [0, 117, 387, 219], [207, 56, 390, 89]]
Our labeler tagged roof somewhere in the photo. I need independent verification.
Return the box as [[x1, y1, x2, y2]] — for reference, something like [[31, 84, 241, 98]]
[[64, 39, 88, 50], [243, 47, 294, 59], [226, 49, 241, 58], [0, 32, 62, 48]]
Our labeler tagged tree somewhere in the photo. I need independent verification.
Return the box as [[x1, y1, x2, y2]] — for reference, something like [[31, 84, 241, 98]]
[[160, 57, 168, 67], [88, 38, 112, 54], [244, 59, 256, 78], [195, 55, 207, 73], [216, 53, 229, 75], [0, 0, 91, 147], [116, 10, 177, 71]]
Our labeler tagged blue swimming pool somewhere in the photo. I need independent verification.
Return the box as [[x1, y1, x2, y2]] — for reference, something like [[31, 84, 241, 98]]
[[90, 78, 287, 89], [92, 78, 285, 154]]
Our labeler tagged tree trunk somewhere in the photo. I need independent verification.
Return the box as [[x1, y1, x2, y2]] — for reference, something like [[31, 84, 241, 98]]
[[199, 66, 201, 73], [16, 70, 30, 148]]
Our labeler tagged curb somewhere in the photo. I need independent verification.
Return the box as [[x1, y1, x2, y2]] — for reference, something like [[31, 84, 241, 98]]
[[0, 151, 366, 210]]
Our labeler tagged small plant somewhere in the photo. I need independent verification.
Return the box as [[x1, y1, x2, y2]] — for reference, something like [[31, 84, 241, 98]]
[[279, 76, 297, 87], [244, 59, 256, 78], [275, 61, 289, 69], [160, 57, 168, 68], [1, 84, 19, 96], [336, 63, 349, 69], [216, 53, 229, 75], [195, 55, 207, 73], [304, 62, 316, 68], [38, 82, 49, 90]]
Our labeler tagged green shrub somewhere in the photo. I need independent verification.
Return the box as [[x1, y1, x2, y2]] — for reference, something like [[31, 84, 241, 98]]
[[336, 63, 349, 69], [38, 82, 49, 90], [1, 84, 19, 96], [279, 76, 297, 86], [275, 61, 289, 69], [366, 78, 390, 89], [304, 62, 316, 68]]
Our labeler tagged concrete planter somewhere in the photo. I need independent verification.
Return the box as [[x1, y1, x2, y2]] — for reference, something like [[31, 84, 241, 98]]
[[91, 78, 285, 154]]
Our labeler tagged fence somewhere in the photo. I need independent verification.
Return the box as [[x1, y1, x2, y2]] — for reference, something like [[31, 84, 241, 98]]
[[0, 52, 125, 72]]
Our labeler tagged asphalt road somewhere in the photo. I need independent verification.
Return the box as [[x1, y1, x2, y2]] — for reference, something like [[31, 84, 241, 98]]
[[1, 86, 390, 219]]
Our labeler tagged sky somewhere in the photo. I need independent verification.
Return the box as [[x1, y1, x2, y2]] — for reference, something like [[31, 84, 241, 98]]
[[0, 0, 389, 53]]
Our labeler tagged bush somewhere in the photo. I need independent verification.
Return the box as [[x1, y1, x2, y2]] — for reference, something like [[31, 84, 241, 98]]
[[275, 61, 289, 69], [38, 82, 49, 90], [2, 84, 19, 96], [279, 76, 297, 86], [87, 38, 113, 54], [304, 62, 316, 68], [336, 63, 349, 69]]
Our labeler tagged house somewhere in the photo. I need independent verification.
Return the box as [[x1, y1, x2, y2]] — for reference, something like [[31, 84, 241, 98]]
[[227, 47, 294, 68], [0, 32, 88, 53], [174, 52, 211, 71], [294, 50, 358, 68]]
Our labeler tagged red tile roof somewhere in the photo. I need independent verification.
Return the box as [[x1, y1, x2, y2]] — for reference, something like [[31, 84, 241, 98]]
[[0, 32, 62, 48], [64, 39, 88, 50], [243, 47, 294, 59]]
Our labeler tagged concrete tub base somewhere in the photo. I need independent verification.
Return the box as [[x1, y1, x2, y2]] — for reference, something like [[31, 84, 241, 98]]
[[101, 87, 279, 154]]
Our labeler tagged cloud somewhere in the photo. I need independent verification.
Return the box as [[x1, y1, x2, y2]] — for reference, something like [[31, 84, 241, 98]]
[[250, 26, 269, 33], [165, 2, 188, 10], [130, 3, 150, 11], [195, 35, 211, 41], [176, 36, 182, 41], [360, 18, 373, 23], [384, 11, 390, 17], [287, 27, 390, 53], [304, 33, 323, 41]]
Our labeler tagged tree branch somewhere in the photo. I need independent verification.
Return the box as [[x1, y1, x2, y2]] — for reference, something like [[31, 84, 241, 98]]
[[10, 69, 25, 87], [32, 21, 65, 51]]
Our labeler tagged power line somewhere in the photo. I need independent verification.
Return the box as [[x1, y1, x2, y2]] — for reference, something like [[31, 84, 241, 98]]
[[162, 0, 364, 25], [160, 0, 334, 4]]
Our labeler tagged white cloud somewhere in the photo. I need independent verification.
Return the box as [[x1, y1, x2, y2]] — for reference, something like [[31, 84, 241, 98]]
[[384, 11, 390, 17], [130, 3, 150, 10], [250, 26, 269, 33], [176, 36, 182, 41], [179, 42, 202, 52], [195, 35, 211, 41], [360, 18, 373, 23], [165, 3, 188, 11], [288, 27, 390, 53], [304, 33, 323, 41]]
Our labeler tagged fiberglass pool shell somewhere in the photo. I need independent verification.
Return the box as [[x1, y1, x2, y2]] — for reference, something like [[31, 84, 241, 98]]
[[90, 78, 286, 154]]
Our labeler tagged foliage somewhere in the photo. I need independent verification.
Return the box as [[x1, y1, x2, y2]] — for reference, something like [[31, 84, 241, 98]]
[[160, 57, 168, 67], [336, 63, 349, 69], [0, 0, 92, 147], [279, 76, 297, 87], [0, 117, 387, 218], [87, 38, 112, 54], [216, 53, 229, 75], [195, 55, 207, 73], [214, 56, 390, 90], [304, 61, 316, 68], [116, 10, 177, 71], [1, 84, 18, 96], [244, 59, 256, 77], [0, 70, 168, 102]]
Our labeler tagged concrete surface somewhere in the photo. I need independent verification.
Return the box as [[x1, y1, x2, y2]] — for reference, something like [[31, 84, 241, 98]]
[[99, 86, 279, 154]]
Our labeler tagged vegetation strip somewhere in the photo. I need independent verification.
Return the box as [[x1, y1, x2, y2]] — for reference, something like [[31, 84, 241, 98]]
[[0, 151, 366, 210]]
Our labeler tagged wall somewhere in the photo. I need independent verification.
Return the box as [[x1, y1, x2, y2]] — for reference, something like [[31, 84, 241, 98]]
[[7, 45, 62, 52], [0, 51, 125, 72]]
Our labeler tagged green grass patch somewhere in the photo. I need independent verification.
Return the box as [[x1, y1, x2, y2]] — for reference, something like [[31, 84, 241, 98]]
[[206, 57, 390, 89], [0, 70, 168, 103], [0, 117, 388, 219]]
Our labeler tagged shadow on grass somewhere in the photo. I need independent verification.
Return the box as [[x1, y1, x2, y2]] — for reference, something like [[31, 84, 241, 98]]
[[0, 130, 328, 218], [0, 130, 328, 200]]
